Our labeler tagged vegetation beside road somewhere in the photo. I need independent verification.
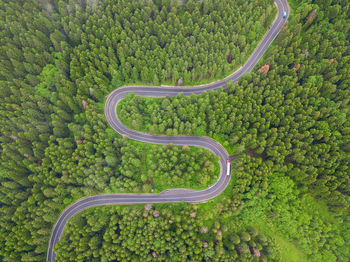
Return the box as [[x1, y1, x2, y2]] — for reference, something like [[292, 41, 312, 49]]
[[117, 0, 350, 260], [0, 0, 349, 261], [1, 0, 273, 260]]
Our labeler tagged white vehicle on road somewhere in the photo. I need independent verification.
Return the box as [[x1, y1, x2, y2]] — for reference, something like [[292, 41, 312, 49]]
[[226, 160, 231, 176]]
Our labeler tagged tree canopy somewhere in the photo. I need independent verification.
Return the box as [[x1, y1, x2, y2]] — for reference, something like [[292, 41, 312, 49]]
[[0, 0, 349, 261]]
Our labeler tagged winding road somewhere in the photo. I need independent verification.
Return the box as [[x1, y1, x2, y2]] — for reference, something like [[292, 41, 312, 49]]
[[47, 0, 289, 260]]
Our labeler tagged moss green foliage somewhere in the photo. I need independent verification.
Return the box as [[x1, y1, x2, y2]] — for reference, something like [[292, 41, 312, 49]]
[[54, 205, 279, 261], [67, 0, 275, 88], [232, 157, 349, 261], [118, 0, 350, 260], [106, 140, 219, 194], [0, 0, 349, 261], [145, 144, 220, 192]]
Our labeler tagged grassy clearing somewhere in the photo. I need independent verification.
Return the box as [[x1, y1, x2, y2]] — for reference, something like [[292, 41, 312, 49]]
[[253, 219, 309, 262], [245, 194, 339, 262], [301, 194, 337, 224], [275, 235, 309, 262]]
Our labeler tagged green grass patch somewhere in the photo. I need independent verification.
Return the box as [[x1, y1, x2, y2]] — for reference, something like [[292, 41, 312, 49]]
[[253, 219, 309, 262], [276, 236, 309, 262], [301, 194, 337, 224]]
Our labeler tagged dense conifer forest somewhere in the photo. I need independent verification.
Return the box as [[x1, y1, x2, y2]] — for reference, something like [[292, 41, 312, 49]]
[[0, 0, 349, 261]]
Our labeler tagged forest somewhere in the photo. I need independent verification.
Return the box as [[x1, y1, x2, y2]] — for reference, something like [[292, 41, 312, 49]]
[[0, 0, 349, 261]]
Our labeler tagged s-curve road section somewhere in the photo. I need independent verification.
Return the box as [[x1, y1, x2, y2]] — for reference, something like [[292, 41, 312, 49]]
[[47, 0, 289, 260]]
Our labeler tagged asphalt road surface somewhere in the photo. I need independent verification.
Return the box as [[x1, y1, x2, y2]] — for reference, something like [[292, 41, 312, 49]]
[[47, 0, 289, 260]]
